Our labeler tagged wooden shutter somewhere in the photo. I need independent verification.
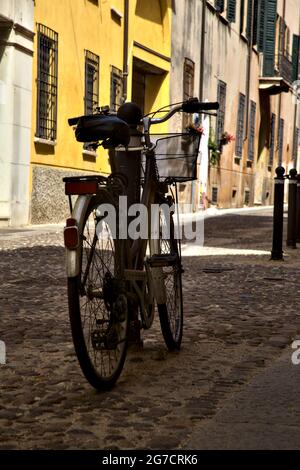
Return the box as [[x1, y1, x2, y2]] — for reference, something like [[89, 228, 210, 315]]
[[257, 0, 266, 52], [248, 101, 256, 161], [252, 0, 259, 46], [227, 0, 236, 23], [269, 113, 276, 167], [246, 0, 253, 41], [263, 0, 277, 76], [278, 118, 284, 165], [235, 93, 246, 158], [292, 35, 300, 81], [216, 80, 227, 144]]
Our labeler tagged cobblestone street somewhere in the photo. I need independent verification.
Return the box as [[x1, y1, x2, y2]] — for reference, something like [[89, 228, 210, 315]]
[[1, 209, 300, 450]]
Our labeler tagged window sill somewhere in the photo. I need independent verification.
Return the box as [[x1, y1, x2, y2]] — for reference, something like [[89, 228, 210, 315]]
[[34, 137, 57, 146], [240, 33, 249, 45]]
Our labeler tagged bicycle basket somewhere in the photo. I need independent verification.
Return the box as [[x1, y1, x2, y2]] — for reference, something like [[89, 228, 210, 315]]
[[151, 132, 201, 183]]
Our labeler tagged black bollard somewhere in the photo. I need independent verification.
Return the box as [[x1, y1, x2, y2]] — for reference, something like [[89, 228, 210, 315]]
[[296, 174, 300, 243], [287, 168, 298, 248], [271, 166, 285, 260]]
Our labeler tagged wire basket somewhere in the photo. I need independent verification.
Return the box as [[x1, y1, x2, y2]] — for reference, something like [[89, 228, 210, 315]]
[[151, 132, 201, 183]]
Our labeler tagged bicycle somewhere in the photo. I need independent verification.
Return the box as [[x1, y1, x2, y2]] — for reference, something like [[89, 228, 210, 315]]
[[63, 98, 219, 390]]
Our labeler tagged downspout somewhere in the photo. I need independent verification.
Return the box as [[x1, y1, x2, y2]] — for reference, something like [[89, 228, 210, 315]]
[[122, 0, 129, 103], [194, 0, 207, 211], [293, 6, 300, 169], [245, 0, 255, 140], [277, 0, 286, 166], [199, 0, 206, 103]]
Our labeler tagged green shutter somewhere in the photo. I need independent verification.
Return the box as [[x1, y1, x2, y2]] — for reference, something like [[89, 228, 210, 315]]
[[257, 0, 266, 52], [215, 0, 224, 13], [263, 0, 277, 77], [252, 0, 259, 46], [227, 0, 236, 23], [246, 0, 253, 41], [292, 35, 300, 82]]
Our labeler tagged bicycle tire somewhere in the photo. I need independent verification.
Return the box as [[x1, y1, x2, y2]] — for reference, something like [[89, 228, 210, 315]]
[[151, 200, 183, 350], [67, 193, 128, 390]]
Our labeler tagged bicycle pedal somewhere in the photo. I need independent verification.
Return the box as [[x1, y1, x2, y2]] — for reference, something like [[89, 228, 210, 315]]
[[147, 254, 178, 267]]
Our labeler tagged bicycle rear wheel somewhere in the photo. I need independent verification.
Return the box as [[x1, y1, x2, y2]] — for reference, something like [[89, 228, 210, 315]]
[[67, 194, 128, 390]]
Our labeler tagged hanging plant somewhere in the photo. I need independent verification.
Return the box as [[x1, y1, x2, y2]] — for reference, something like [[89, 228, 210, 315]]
[[208, 137, 220, 166]]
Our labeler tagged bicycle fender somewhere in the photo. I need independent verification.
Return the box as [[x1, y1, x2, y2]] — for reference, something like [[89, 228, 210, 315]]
[[65, 195, 93, 278]]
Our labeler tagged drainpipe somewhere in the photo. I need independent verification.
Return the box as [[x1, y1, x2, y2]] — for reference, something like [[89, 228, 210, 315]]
[[199, 0, 206, 104], [122, 0, 129, 103], [293, 5, 300, 169], [245, 0, 255, 140], [277, 0, 286, 166], [193, 0, 207, 211]]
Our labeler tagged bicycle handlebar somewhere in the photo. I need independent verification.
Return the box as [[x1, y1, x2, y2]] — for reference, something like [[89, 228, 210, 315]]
[[148, 98, 219, 126]]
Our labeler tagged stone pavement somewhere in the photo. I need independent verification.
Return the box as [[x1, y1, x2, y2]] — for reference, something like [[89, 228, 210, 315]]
[[0, 208, 300, 450], [185, 352, 300, 449]]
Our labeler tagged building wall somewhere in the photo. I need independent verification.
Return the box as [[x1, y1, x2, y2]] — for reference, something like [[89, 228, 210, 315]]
[[171, 0, 300, 210], [31, 0, 171, 223], [0, 0, 34, 226], [205, 0, 300, 209]]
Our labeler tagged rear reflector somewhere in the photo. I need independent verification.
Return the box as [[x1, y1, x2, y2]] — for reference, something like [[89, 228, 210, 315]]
[[65, 181, 98, 195], [64, 226, 79, 249], [66, 217, 77, 227]]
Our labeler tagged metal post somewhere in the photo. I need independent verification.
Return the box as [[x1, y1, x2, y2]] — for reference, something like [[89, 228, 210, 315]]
[[271, 166, 285, 260], [287, 168, 298, 248], [296, 174, 300, 243]]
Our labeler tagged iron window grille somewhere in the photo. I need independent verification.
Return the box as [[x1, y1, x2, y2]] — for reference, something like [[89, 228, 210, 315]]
[[182, 58, 195, 131], [293, 127, 299, 162], [235, 93, 246, 158], [84, 50, 99, 115], [216, 80, 226, 144], [212, 187, 219, 205], [110, 66, 123, 112], [36, 24, 58, 141], [269, 113, 276, 167], [244, 190, 250, 206], [278, 118, 284, 165], [248, 101, 256, 161]]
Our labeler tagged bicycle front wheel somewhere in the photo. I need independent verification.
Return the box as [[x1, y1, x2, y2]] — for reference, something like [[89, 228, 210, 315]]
[[68, 194, 128, 390], [151, 204, 183, 350]]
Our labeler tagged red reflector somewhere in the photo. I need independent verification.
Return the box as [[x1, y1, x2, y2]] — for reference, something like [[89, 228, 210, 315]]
[[64, 226, 79, 249], [65, 181, 98, 195], [66, 217, 77, 227]]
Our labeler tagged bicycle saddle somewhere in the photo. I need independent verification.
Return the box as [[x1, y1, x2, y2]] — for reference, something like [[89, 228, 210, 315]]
[[70, 114, 130, 148]]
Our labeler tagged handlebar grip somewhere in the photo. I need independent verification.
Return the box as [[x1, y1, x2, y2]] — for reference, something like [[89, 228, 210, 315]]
[[182, 101, 220, 113], [68, 117, 81, 126]]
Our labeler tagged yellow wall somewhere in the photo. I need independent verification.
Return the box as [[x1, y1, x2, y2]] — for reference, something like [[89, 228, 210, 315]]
[[31, 0, 172, 176]]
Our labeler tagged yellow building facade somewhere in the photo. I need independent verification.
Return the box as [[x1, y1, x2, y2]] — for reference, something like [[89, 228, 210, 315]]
[[30, 0, 171, 223]]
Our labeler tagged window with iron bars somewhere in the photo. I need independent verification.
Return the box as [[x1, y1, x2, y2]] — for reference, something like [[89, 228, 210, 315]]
[[36, 24, 58, 141], [248, 100, 256, 161], [182, 58, 195, 131], [235, 93, 246, 158], [216, 80, 226, 144], [84, 50, 99, 115], [278, 118, 284, 165], [110, 66, 123, 112], [293, 127, 299, 162], [269, 113, 276, 167]]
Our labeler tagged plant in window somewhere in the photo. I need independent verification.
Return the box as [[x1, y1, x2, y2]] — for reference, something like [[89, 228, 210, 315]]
[[220, 131, 235, 146], [208, 129, 220, 166]]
